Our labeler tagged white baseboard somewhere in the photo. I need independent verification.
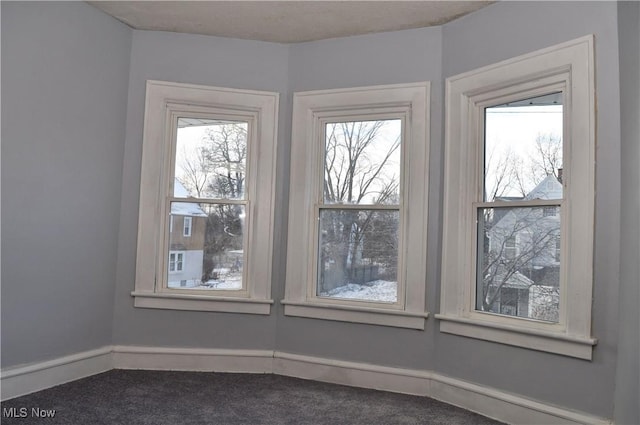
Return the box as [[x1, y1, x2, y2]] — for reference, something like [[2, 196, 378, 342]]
[[1, 346, 611, 425], [272, 351, 611, 425], [1, 346, 113, 401], [112, 345, 273, 373]]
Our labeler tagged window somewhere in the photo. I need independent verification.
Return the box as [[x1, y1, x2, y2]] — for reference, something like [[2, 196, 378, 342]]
[[504, 235, 518, 260], [283, 83, 430, 329], [183, 216, 192, 237], [133, 81, 279, 314], [438, 36, 597, 359], [169, 251, 184, 272]]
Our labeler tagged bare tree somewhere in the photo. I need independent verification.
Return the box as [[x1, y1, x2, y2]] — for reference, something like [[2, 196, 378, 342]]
[[484, 132, 563, 200], [484, 146, 522, 201], [178, 123, 247, 199], [320, 121, 401, 292], [178, 144, 212, 198], [478, 132, 563, 321], [478, 208, 560, 320], [324, 121, 400, 204], [529, 133, 562, 184], [203, 124, 247, 199], [175, 122, 248, 281]]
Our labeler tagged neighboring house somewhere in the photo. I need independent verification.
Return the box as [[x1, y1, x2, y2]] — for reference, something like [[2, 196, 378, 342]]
[[482, 175, 562, 321], [167, 179, 208, 288]]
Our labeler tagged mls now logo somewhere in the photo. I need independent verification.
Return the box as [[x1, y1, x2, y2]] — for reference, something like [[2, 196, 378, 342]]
[[3, 407, 56, 418]]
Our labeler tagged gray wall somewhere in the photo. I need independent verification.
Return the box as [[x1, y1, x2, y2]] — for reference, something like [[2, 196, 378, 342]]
[[111, 31, 289, 349], [437, 2, 621, 417], [277, 27, 443, 367], [277, 2, 625, 418], [1, 2, 131, 367], [2, 1, 637, 421], [615, 2, 640, 424]]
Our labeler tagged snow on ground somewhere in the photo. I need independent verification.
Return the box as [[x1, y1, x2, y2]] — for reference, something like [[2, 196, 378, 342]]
[[319, 280, 397, 303], [168, 270, 243, 290], [200, 274, 242, 290], [170, 276, 396, 300]]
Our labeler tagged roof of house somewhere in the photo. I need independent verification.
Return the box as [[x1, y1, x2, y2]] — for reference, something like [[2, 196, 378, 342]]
[[524, 174, 563, 201], [171, 179, 208, 217], [492, 271, 535, 289]]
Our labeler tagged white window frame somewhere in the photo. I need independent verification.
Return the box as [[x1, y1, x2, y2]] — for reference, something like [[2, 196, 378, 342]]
[[283, 83, 430, 329], [182, 216, 192, 237], [132, 80, 279, 315], [437, 36, 597, 359]]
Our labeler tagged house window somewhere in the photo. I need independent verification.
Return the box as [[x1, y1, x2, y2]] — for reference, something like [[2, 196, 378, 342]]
[[183, 216, 192, 237], [504, 235, 518, 260], [283, 82, 430, 329], [169, 251, 184, 272], [133, 81, 279, 314], [438, 36, 597, 359]]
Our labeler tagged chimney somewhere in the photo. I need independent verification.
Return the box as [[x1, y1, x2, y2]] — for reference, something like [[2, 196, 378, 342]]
[[557, 168, 563, 183]]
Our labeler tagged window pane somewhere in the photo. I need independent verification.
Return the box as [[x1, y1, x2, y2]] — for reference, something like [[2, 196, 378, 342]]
[[476, 206, 560, 322], [324, 120, 401, 205], [174, 118, 248, 200], [484, 93, 563, 202], [317, 209, 398, 303], [167, 202, 245, 291]]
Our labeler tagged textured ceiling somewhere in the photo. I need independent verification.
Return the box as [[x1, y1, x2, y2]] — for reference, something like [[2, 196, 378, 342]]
[[88, 1, 493, 43]]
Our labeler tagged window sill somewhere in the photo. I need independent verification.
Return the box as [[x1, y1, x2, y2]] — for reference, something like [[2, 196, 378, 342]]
[[281, 299, 429, 330], [131, 291, 273, 314], [435, 314, 597, 360]]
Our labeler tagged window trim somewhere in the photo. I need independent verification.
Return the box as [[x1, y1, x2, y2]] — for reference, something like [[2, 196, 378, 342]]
[[437, 36, 597, 359], [283, 82, 430, 330], [132, 80, 278, 315]]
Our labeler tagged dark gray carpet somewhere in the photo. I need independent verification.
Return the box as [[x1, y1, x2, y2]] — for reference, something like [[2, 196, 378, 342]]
[[1, 370, 505, 424]]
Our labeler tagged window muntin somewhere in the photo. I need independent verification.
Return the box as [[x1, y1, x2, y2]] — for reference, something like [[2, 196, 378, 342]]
[[475, 93, 563, 322], [317, 119, 402, 303]]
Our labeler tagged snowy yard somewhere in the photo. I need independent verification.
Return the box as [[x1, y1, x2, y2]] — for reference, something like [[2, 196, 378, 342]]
[[168, 268, 243, 290], [319, 280, 397, 303], [169, 276, 396, 300]]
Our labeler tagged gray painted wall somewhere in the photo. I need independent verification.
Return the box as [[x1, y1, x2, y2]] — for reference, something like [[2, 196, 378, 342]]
[[615, 2, 640, 424], [1, 2, 131, 367], [2, 1, 637, 420], [278, 2, 625, 418], [438, 2, 621, 417], [277, 27, 443, 368], [111, 31, 289, 349]]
